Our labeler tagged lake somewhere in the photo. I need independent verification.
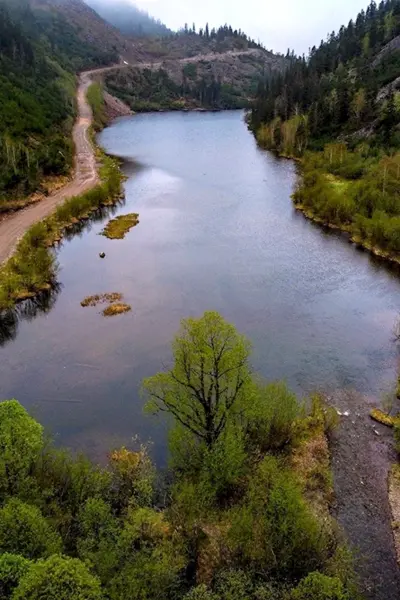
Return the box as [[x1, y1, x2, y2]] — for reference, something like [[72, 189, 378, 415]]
[[1, 110, 400, 463]]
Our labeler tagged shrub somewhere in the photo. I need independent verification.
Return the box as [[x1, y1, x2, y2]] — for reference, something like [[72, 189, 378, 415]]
[[184, 584, 219, 600], [0, 399, 43, 497], [214, 569, 253, 600], [0, 553, 31, 599], [13, 555, 103, 600], [246, 382, 299, 452], [107, 508, 186, 600], [291, 572, 347, 600], [77, 498, 120, 583], [228, 456, 327, 579], [0, 498, 62, 559]]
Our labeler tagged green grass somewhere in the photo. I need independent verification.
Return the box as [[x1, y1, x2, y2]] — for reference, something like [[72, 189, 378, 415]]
[[101, 213, 139, 240]]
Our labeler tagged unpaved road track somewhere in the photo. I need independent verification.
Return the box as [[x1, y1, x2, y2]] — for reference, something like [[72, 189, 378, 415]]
[[0, 49, 263, 266], [330, 390, 400, 600], [0, 71, 98, 266]]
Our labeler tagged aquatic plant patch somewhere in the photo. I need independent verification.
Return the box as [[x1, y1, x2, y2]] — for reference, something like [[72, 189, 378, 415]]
[[101, 213, 139, 240]]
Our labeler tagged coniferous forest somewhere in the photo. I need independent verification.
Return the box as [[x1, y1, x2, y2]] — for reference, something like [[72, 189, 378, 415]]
[[0, 0, 117, 208], [251, 0, 400, 259]]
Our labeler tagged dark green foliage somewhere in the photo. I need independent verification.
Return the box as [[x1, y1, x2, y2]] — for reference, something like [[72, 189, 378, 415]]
[[0, 399, 43, 498], [0, 553, 32, 599], [13, 555, 104, 600], [0, 1, 74, 202], [0, 499, 62, 559], [0, 0, 118, 205], [251, 0, 400, 151]]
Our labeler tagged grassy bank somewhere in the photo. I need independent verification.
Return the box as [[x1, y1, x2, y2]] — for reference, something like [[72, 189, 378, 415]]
[[291, 144, 400, 264], [0, 153, 123, 312]]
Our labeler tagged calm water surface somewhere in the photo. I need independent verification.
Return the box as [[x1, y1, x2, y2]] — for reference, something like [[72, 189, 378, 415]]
[[1, 111, 400, 462]]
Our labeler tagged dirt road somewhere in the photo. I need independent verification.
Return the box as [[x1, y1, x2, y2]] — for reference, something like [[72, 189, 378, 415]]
[[330, 390, 400, 600], [0, 71, 98, 266]]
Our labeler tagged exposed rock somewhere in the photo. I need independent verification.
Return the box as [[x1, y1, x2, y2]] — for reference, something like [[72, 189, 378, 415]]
[[103, 91, 133, 120]]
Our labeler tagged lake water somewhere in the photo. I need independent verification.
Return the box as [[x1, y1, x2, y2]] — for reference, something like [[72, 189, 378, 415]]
[[1, 110, 400, 463]]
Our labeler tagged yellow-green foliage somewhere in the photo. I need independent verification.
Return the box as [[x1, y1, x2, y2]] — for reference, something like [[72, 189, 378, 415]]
[[257, 114, 309, 157], [370, 408, 400, 427], [101, 213, 139, 240]]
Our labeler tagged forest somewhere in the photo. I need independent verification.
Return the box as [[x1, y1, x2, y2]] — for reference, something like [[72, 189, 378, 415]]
[[0, 0, 117, 208], [250, 0, 400, 258], [105, 66, 249, 112], [0, 312, 356, 600]]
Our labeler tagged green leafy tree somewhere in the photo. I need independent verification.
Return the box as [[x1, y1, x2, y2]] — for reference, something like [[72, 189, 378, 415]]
[[13, 555, 103, 600], [0, 498, 62, 559], [0, 399, 43, 497], [144, 311, 252, 449], [0, 553, 31, 599]]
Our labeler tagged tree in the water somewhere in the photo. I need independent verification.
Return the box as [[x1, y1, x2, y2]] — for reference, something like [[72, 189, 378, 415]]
[[144, 311, 252, 448]]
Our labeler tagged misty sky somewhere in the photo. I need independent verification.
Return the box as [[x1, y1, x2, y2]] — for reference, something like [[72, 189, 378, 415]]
[[134, 0, 370, 54]]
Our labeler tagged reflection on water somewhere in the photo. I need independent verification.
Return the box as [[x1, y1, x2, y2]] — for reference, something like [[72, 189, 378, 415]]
[[0, 285, 61, 347], [0, 111, 400, 463]]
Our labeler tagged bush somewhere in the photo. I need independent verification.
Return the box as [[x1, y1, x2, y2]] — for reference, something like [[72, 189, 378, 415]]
[[0, 498, 62, 559], [291, 572, 347, 600], [184, 585, 219, 600], [228, 456, 327, 579], [13, 555, 103, 600], [214, 570, 253, 600], [0, 553, 31, 599], [246, 382, 299, 452], [0, 399, 43, 497], [77, 498, 120, 583]]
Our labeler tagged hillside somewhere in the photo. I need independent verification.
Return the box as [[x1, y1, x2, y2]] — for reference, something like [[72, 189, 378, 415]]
[[0, 0, 76, 206], [0, 0, 144, 207], [104, 27, 286, 111], [250, 0, 400, 263], [84, 0, 171, 37], [251, 0, 400, 149]]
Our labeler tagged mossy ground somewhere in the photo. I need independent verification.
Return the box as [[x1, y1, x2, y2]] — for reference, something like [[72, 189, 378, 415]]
[[101, 213, 139, 240]]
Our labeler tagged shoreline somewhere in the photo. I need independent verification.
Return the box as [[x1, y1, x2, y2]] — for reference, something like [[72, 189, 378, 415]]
[[294, 203, 400, 268]]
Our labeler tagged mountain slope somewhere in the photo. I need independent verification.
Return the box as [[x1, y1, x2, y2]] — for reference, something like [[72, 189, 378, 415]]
[[104, 27, 286, 111], [84, 0, 171, 37], [251, 0, 400, 150], [0, 0, 76, 205]]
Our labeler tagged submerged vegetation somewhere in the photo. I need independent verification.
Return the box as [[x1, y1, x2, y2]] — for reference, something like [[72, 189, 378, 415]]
[[101, 213, 140, 240], [0, 312, 356, 600]]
